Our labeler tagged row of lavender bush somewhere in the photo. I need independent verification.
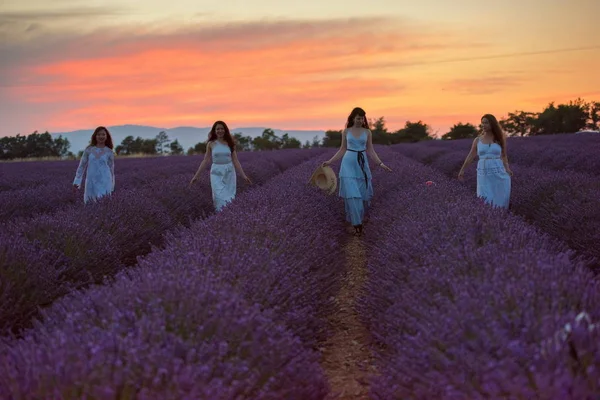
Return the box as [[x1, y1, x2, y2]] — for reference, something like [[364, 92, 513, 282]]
[[397, 133, 600, 176], [0, 161, 190, 221], [359, 154, 600, 399], [0, 151, 321, 222], [0, 154, 203, 191], [0, 148, 324, 335], [0, 157, 348, 399], [391, 144, 600, 271]]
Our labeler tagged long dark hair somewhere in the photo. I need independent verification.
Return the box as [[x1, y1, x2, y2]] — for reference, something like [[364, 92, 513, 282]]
[[345, 107, 370, 129], [481, 114, 506, 151], [88, 126, 114, 149], [207, 120, 235, 152]]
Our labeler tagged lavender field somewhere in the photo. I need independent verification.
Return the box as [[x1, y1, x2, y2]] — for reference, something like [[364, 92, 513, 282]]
[[0, 149, 324, 335], [391, 133, 600, 273], [1, 135, 599, 399]]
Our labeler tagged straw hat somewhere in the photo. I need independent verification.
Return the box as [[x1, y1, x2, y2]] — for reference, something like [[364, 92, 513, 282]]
[[309, 165, 337, 195]]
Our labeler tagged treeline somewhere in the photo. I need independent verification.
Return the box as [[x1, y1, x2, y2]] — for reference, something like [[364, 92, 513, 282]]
[[115, 131, 184, 156], [500, 98, 599, 137], [441, 98, 600, 140], [185, 121, 433, 154], [0, 131, 72, 160], [187, 129, 317, 154], [2, 98, 598, 159], [113, 129, 316, 156]]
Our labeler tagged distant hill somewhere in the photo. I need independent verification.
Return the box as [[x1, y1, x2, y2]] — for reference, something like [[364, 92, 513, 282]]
[[50, 125, 326, 153]]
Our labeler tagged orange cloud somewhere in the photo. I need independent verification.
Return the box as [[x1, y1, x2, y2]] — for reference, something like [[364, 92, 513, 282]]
[[1, 16, 598, 136], [1, 17, 489, 133], [441, 75, 527, 95]]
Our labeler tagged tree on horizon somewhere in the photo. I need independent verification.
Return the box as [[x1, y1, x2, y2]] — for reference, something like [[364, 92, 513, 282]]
[[442, 122, 479, 140]]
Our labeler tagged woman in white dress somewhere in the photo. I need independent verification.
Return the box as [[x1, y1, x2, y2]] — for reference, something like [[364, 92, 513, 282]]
[[189, 120, 252, 211], [73, 126, 116, 203], [458, 113, 513, 209]]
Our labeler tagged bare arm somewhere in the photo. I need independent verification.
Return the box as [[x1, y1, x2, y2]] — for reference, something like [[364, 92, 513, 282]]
[[232, 150, 252, 183], [366, 130, 393, 171], [189, 142, 212, 185], [323, 130, 347, 165], [366, 129, 382, 165], [501, 142, 512, 175], [458, 137, 478, 177]]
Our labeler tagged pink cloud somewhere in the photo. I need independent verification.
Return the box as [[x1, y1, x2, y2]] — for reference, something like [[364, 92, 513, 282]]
[[0, 16, 491, 134]]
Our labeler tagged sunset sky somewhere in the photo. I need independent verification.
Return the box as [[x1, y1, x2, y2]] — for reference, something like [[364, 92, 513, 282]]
[[1, 0, 599, 137]]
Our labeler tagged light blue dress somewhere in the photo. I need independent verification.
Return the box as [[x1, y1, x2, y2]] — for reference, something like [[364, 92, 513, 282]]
[[476, 138, 511, 209], [339, 129, 373, 226], [210, 141, 236, 212], [73, 146, 115, 203]]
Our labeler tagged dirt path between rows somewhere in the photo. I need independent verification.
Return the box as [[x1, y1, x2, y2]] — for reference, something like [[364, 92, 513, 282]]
[[320, 230, 377, 399]]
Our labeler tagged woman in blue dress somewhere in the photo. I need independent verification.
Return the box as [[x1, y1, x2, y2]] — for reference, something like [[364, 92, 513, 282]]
[[72, 126, 116, 203], [322, 107, 392, 236], [458, 113, 513, 209], [189, 120, 252, 211]]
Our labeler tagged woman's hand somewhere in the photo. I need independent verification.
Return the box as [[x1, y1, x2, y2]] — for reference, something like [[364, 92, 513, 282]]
[[379, 163, 392, 172], [243, 175, 252, 184], [457, 170, 464, 181]]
